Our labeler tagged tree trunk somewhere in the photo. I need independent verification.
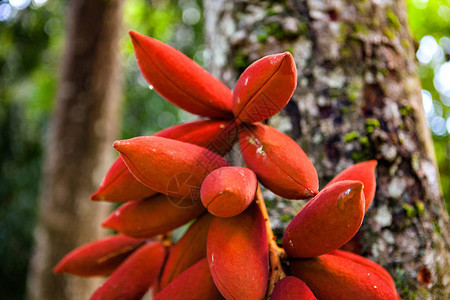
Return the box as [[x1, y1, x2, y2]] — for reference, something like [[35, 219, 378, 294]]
[[204, 0, 450, 298], [27, 0, 123, 299]]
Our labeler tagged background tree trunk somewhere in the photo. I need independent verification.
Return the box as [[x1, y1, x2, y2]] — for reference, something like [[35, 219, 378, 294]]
[[27, 0, 123, 299], [205, 0, 450, 298]]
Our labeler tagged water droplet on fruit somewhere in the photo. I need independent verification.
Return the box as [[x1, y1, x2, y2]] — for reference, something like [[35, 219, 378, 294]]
[[288, 239, 294, 247], [256, 146, 265, 156], [373, 285, 377, 289], [336, 188, 354, 212], [149, 85, 154, 90]]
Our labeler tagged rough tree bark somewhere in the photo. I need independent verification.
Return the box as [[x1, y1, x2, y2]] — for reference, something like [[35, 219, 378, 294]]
[[27, 0, 123, 299], [205, 0, 449, 298]]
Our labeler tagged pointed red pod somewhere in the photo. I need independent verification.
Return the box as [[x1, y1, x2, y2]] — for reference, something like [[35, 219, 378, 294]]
[[239, 123, 318, 199], [90, 157, 157, 202], [200, 167, 257, 217], [91, 120, 237, 203], [129, 30, 233, 119], [326, 160, 378, 211], [53, 234, 144, 277], [272, 276, 317, 300], [207, 203, 269, 300], [232, 52, 297, 123], [113, 136, 229, 200], [159, 213, 214, 290], [102, 194, 205, 239], [283, 180, 365, 258], [154, 258, 224, 300], [329, 250, 397, 294], [290, 254, 398, 300], [90, 241, 166, 300]]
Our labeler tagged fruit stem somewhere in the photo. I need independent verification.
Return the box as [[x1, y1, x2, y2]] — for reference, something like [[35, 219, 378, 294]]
[[160, 233, 172, 247], [255, 185, 287, 299]]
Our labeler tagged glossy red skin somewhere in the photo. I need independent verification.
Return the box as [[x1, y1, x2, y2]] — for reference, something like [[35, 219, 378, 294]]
[[232, 52, 297, 123], [113, 136, 229, 201], [129, 30, 232, 119], [207, 203, 269, 300], [329, 250, 398, 295], [325, 160, 377, 211], [90, 157, 157, 202], [102, 194, 205, 239], [159, 213, 214, 290], [200, 167, 257, 217], [283, 181, 365, 258], [91, 120, 237, 202], [90, 241, 166, 300], [272, 276, 317, 300], [53, 234, 144, 277], [154, 258, 224, 300], [239, 123, 318, 199], [290, 254, 398, 300]]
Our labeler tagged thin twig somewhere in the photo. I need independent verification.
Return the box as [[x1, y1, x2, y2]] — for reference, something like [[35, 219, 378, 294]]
[[255, 185, 287, 299]]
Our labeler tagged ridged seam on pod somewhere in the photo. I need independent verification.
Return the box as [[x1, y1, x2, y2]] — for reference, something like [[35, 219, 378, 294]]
[[200, 167, 257, 217], [102, 194, 205, 239], [207, 203, 269, 300], [283, 180, 365, 258], [325, 160, 378, 211], [271, 276, 317, 300], [129, 30, 233, 119], [91, 120, 237, 203], [290, 254, 398, 300], [239, 123, 318, 199], [329, 250, 397, 294], [232, 52, 297, 123], [159, 213, 214, 290], [53, 234, 144, 277], [90, 241, 166, 300], [113, 136, 229, 200]]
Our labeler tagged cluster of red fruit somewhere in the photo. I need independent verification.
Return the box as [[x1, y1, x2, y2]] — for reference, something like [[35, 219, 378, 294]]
[[54, 30, 400, 299]]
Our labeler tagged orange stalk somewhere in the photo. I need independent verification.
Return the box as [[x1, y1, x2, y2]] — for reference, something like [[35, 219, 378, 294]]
[[254, 186, 287, 299]]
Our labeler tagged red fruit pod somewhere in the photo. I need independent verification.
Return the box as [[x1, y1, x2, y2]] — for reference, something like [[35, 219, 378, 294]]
[[170, 120, 237, 157], [232, 52, 297, 123], [129, 30, 233, 119], [239, 123, 318, 199], [53, 234, 144, 277], [90, 241, 166, 300], [326, 160, 378, 211], [283, 180, 365, 258], [102, 194, 205, 239], [90, 157, 157, 202], [290, 254, 398, 300], [91, 120, 237, 203], [272, 276, 317, 300], [207, 203, 269, 300], [329, 250, 397, 294], [200, 167, 257, 217], [113, 136, 229, 201], [154, 258, 224, 300], [159, 213, 214, 290]]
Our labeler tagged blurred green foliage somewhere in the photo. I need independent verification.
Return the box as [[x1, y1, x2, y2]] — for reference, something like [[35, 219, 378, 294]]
[[407, 0, 450, 211], [0, 1, 61, 298], [0, 0, 204, 298], [0, 0, 448, 299]]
